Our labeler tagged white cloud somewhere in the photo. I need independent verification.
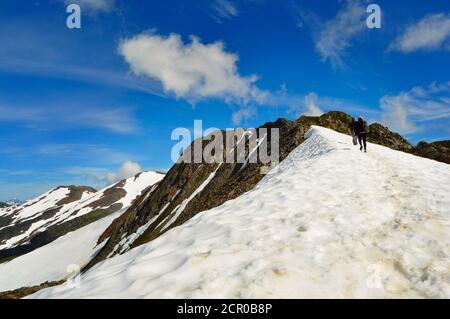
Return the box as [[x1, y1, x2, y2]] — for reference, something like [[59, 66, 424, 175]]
[[380, 82, 450, 133], [297, 0, 366, 69], [303, 92, 324, 116], [106, 161, 142, 184], [211, 0, 239, 21], [63, 0, 115, 12], [118, 31, 267, 108], [119, 31, 269, 125], [390, 13, 450, 53]]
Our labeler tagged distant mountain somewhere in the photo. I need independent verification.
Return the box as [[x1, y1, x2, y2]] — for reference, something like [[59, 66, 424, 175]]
[[5, 199, 24, 206], [0, 203, 9, 209], [0, 171, 164, 262]]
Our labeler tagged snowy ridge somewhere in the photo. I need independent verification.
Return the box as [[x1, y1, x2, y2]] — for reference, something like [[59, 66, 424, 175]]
[[29, 126, 450, 298], [0, 187, 80, 220], [47, 171, 164, 225], [0, 171, 164, 250], [0, 171, 165, 292]]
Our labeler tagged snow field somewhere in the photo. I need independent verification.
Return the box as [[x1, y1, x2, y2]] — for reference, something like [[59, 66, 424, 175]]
[[29, 126, 450, 298]]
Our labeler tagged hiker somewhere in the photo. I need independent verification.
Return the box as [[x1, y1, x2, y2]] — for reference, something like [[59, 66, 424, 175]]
[[355, 116, 369, 152], [347, 117, 357, 145]]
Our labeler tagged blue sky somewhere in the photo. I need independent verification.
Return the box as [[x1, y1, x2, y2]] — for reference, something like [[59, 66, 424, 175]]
[[0, 0, 449, 200]]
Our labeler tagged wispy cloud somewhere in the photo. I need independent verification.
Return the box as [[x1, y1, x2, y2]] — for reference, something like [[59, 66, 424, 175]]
[[0, 143, 138, 169], [294, 0, 367, 69], [36, 144, 136, 164], [0, 103, 139, 134], [0, 58, 164, 97], [303, 93, 324, 116], [62, 0, 115, 12], [380, 82, 450, 134], [265, 85, 379, 119], [0, 169, 33, 176], [0, 18, 164, 97], [210, 0, 239, 22], [389, 13, 450, 53]]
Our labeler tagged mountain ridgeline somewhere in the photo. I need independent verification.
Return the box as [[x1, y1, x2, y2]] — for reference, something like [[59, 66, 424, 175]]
[[85, 111, 449, 271]]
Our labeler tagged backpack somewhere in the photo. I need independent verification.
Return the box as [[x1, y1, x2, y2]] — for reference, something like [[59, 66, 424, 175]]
[[364, 121, 369, 133]]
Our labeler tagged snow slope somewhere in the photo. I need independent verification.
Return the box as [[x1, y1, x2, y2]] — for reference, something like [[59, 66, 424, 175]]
[[0, 212, 121, 292], [0, 171, 164, 250], [30, 126, 450, 299]]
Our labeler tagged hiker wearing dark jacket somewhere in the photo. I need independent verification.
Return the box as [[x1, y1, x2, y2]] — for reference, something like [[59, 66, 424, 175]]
[[355, 117, 368, 152]]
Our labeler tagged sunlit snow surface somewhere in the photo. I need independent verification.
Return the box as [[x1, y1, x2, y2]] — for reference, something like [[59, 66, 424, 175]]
[[30, 127, 450, 298]]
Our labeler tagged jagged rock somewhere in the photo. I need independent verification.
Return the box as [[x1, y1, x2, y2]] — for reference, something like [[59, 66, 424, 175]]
[[367, 123, 414, 153], [415, 140, 450, 164], [297, 111, 353, 134]]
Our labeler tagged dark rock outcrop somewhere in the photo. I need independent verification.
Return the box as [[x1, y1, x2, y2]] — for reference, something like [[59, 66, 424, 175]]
[[297, 111, 353, 134], [414, 140, 450, 164], [367, 123, 414, 153], [0, 280, 65, 299]]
